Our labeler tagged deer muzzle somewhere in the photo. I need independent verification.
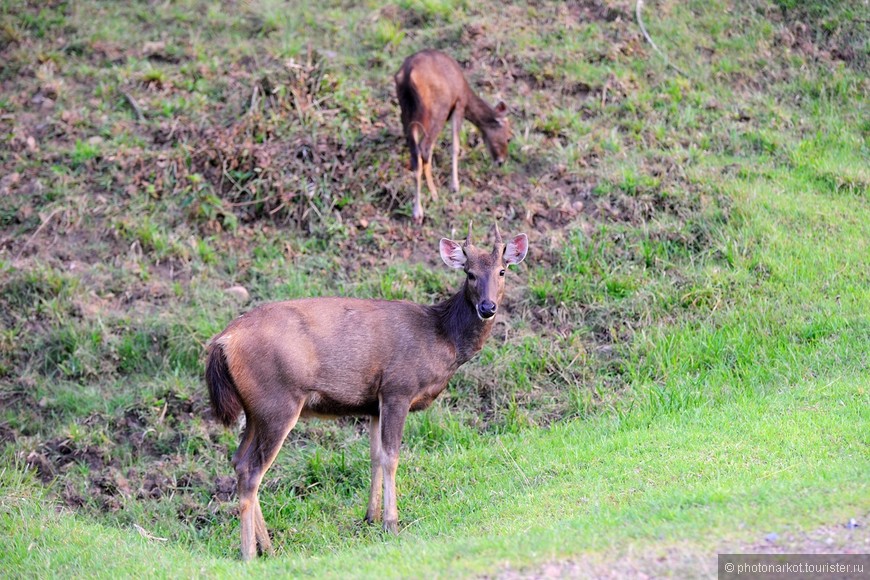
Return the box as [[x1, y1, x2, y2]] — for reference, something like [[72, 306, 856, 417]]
[[477, 300, 497, 320]]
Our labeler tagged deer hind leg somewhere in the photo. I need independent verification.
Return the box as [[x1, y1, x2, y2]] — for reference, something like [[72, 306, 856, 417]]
[[235, 402, 303, 561], [231, 421, 256, 470], [418, 127, 439, 203], [413, 151, 425, 225], [379, 400, 410, 534], [414, 121, 444, 201], [235, 426, 259, 561], [231, 422, 258, 555], [364, 414, 383, 524], [450, 107, 463, 193], [409, 121, 439, 224], [253, 502, 272, 556], [423, 160, 438, 203]]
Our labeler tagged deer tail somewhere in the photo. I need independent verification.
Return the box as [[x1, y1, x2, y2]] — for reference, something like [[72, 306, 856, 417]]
[[407, 121, 430, 171], [398, 79, 427, 171], [205, 341, 243, 427]]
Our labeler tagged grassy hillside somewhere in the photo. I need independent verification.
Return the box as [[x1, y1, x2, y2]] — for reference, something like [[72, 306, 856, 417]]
[[1, 0, 867, 576], [3, 373, 867, 576]]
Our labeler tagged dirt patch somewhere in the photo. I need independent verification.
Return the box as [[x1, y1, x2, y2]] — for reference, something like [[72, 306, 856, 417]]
[[494, 514, 870, 579], [567, 0, 633, 24], [213, 475, 236, 502], [42, 437, 108, 471], [14, 380, 225, 515], [766, 3, 869, 73], [24, 437, 108, 486]]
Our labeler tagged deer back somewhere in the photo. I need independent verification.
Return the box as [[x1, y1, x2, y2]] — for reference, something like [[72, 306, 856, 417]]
[[395, 49, 471, 131]]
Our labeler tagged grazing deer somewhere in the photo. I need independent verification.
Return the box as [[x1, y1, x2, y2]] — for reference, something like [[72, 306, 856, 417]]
[[395, 50, 512, 224], [206, 223, 529, 560]]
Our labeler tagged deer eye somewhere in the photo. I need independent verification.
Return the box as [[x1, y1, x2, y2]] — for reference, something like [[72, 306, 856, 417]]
[[499, 269, 506, 277], [467, 272, 476, 281]]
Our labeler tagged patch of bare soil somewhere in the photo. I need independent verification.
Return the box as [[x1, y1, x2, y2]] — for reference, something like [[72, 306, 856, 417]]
[[567, 0, 634, 24], [493, 514, 869, 579], [767, 6, 868, 73], [8, 382, 225, 514]]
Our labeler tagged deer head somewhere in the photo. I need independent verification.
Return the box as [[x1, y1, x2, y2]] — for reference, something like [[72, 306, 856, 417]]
[[481, 102, 512, 167], [439, 222, 528, 320]]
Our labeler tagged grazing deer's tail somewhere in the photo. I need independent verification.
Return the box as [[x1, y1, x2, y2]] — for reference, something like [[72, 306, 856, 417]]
[[408, 121, 430, 170], [206, 342, 243, 427], [397, 80, 422, 171]]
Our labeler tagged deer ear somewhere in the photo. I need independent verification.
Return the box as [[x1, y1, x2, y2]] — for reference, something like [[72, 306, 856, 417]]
[[503, 233, 528, 266], [494, 101, 508, 117], [440, 238, 467, 269]]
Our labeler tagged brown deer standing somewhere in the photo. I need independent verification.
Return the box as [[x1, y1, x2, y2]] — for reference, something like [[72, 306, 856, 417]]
[[206, 224, 529, 560], [395, 50, 512, 224]]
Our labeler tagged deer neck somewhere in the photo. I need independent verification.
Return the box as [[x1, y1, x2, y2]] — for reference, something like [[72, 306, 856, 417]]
[[431, 283, 494, 365], [465, 92, 498, 131]]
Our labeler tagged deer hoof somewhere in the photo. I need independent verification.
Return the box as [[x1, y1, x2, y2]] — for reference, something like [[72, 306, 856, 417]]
[[383, 520, 399, 535]]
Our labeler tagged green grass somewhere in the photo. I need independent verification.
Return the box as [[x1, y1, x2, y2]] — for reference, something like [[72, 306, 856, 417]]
[[3, 149, 868, 573], [3, 369, 867, 576], [0, 0, 868, 575]]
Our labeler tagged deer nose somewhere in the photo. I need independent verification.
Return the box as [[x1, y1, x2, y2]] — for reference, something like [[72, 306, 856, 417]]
[[478, 300, 497, 319], [495, 159, 505, 167]]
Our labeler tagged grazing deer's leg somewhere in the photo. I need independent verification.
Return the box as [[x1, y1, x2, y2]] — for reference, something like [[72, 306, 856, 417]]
[[410, 123, 426, 224], [379, 400, 410, 534], [365, 414, 383, 524], [413, 151, 424, 225], [419, 126, 438, 203], [450, 108, 463, 193], [236, 401, 303, 561], [423, 159, 438, 202]]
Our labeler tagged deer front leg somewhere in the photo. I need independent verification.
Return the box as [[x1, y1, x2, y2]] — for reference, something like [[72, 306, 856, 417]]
[[365, 414, 383, 524], [379, 400, 410, 534], [450, 108, 462, 193]]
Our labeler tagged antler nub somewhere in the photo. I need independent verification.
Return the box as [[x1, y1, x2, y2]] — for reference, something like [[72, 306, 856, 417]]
[[490, 222, 505, 258], [492, 222, 503, 245], [463, 221, 474, 248]]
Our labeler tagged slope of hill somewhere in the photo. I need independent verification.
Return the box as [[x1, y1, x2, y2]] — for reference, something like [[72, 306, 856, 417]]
[[1, 0, 867, 575]]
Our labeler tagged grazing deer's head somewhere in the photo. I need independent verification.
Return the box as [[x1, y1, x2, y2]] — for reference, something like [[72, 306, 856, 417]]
[[440, 222, 528, 320], [396, 50, 514, 223], [482, 102, 512, 167]]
